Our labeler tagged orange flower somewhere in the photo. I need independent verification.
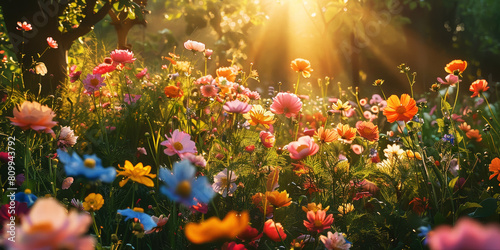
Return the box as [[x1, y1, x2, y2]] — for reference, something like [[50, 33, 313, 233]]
[[263, 219, 287, 242], [489, 158, 500, 185], [290, 58, 313, 78], [315, 126, 338, 143], [216, 66, 238, 82], [266, 190, 292, 208], [184, 211, 249, 244], [336, 124, 357, 144], [252, 192, 274, 215], [356, 121, 379, 142], [383, 94, 418, 123], [242, 105, 275, 129], [164, 85, 183, 98], [445, 60, 467, 75], [466, 129, 482, 142], [458, 122, 471, 133], [469, 79, 489, 98], [301, 202, 329, 213], [9, 101, 58, 134]]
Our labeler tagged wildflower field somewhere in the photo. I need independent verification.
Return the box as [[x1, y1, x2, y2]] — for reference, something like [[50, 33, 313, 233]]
[[1, 1, 500, 250]]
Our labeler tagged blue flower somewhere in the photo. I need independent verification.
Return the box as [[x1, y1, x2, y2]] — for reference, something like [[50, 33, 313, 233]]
[[159, 160, 215, 207], [117, 208, 157, 231], [57, 149, 116, 183], [15, 189, 37, 207], [418, 225, 432, 245], [442, 134, 455, 145]]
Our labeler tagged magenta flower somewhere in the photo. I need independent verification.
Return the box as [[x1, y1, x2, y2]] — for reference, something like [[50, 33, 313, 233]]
[[200, 84, 218, 97], [270, 92, 303, 118], [136, 67, 148, 79], [287, 136, 319, 160], [93, 63, 116, 74], [437, 74, 461, 86], [69, 65, 82, 83], [160, 129, 197, 156], [82, 73, 105, 92], [303, 210, 334, 233], [110, 49, 136, 65], [223, 100, 252, 114], [124, 94, 141, 104], [184, 40, 205, 52], [427, 218, 500, 250]]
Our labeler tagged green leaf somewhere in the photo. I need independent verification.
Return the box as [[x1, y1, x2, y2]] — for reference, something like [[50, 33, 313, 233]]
[[456, 202, 482, 218], [469, 198, 498, 218], [448, 176, 459, 189]]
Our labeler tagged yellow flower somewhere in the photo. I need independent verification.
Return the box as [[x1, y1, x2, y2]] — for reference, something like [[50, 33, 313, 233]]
[[242, 105, 275, 129], [117, 161, 156, 187], [266, 190, 292, 208], [331, 99, 351, 112], [337, 203, 354, 216], [302, 202, 330, 213], [83, 193, 104, 212], [185, 211, 249, 244]]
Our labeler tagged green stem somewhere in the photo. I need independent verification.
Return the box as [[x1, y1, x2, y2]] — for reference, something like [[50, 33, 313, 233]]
[[451, 82, 460, 115], [294, 72, 301, 95]]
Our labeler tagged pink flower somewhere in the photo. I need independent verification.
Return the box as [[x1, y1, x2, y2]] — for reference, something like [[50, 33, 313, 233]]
[[9, 101, 57, 134], [137, 147, 147, 156], [195, 75, 214, 85], [287, 136, 319, 160], [351, 144, 364, 155], [160, 129, 197, 156], [93, 63, 116, 74], [136, 68, 148, 79], [69, 65, 82, 83], [224, 100, 252, 114], [16, 21, 32, 31], [180, 153, 207, 168], [3, 198, 95, 250], [124, 94, 141, 104], [437, 74, 461, 85], [190, 200, 209, 214], [110, 49, 136, 65], [200, 84, 218, 97], [303, 210, 334, 233], [204, 49, 213, 58], [145, 214, 170, 234], [82, 73, 105, 92], [270, 92, 303, 118], [184, 40, 206, 52], [58, 126, 78, 148], [46, 37, 58, 49], [320, 231, 352, 250], [259, 131, 276, 148], [427, 218, 500, 250], [62, 177, 74, 189]]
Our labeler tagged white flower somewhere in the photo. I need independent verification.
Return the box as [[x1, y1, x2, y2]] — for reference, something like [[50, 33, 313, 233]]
[[383, 144, 404, 160], [212, 168, 238, 197], [320, 231, 352, 250], [58, 126, 78, 148], [35, 62, 47, 76]]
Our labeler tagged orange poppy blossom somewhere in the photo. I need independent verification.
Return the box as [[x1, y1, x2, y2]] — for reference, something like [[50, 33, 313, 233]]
[[383, 94, 418, 123], [164, 85, 184, 98], [489, 158, 500, 185], [242, 105, 276, 129], [216, 66, 238, 82], [469, 79, 489, 98], [184, 211, 249, 244], [336, 123, 357, 144], [315, 126, 338, 143], [266, 190, 292, 208], [290, 58, 313, 78], [466, 129, 482, 142], [444, 59, 467, 75], [356, 121, 379, 142]]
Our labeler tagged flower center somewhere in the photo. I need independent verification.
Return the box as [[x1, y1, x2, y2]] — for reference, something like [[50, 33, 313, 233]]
[[176, 180, 192, 198], [24, 189, 32, 195], [296, 144, 309, 153], [220, 177, 228, 187], [90, 78, 100, 87], [173, 142, 184, 151], [314, 219, 323, 228], [28, 222, 54, 233], [396, 105, 407, 114], [84, 159, 96, 168], [133, 207, 144, 213]]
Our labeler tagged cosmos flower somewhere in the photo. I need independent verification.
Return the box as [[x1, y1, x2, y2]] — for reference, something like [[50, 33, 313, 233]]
[[212, 168, 238, 197], [270, 92, 303, 118], [437, 74, 460, 85], [69, 65, 82, 82], [237, 225, 263, 242], [356, 121, 379, 142], [116, 161, 156, 187], [291, 58, 313, 78], [287, 136, 319, 160], [82, 193, 104, 212], [15, 189, 37, 207], [488, 157, 500, 185], [160, 129, 197, 157], [110, 49, 136, 64], [117, 207, 157, 231], [184, 40, 205, 52], [3, 198, 95, 250], [164, 85, 184, 98], [145, 214, 170, 234], [302, 203, 330, 213], [260, 131, 276, 148], [303, 210, 334, 233], [336, 124, 357, 144], [93, 63, 116, 75], [337, 203, 354, 215], [331, 99, 352, 112], [56, 149, 116, 183], [242, 105, 275, 129], [216, 66, 238, 82], [16, 21, 32, 31], [469, 79, 489, 98], [263, 219, 287, 242], [180, 153, 207, 168], [466, 129, 482, 142], [200, 84, 218, 97], [315, 127, 338, 143], [266, 190, 292, 208], [383, 144, 404, 160], [224, 100, 252, 114], [9, 101, 57, 134], [320, 231, 352, 250], [58, 126, 78, 148], [61, 177, 74, 190], [46, 37, 58, 49], [82, 73, 105, 92], [124, 94, 141, 104], [458, 122, 471, 133], [135, 67, 148, 79], [159, 160, 215, 207], [184, 211, 249, 244], [383, 94, 418, 123], [444, 59, 467, 75]]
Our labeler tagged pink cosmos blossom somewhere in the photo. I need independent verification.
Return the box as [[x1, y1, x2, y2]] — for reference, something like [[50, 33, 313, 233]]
[[223, 100, 252, 114], [270, 92, 303, 118], [190, 199, 209, 214], [204, 49, 213, 58], [320, 231, 352, 250], [351, 144, 364, 155], [110, 49, 136, 64], [427, 218, 500, 250], [303, 210, 334, 233], [58, 126, 78, 148], [82, 73, 105, 92], [369, 94, 383, 105], [69, 65, 82, 83], [124, 94, 141, 104], [62, 177, 74, 189], [184, 40, 206, 52], [437, 74, 461, 86], [212, 168, 238, 197], [287, 136, 319, 160], [200, 84, 218, 97], [195, 75, 214, 85], [248, 91, 261, 100], [161, 129, 197, 156], [137, 147, 147, 156], [136, 68, 148, 79], [93, 63, 116, 74], [3, 198, 95, 250], [260, 131, 276, 148], [145, 215, 170, 234], [46, 37, 58, 49], [180, 153, 207, 168]]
